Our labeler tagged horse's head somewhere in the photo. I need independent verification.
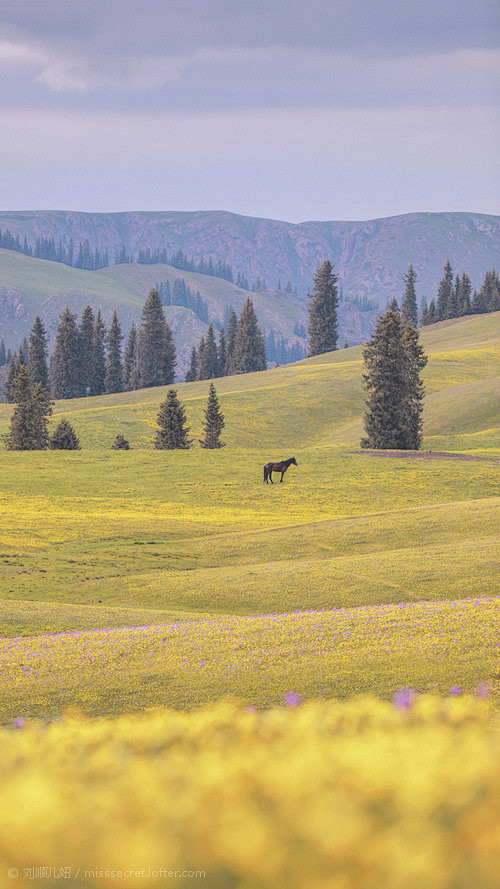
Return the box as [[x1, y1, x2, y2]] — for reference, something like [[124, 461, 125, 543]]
[[291, 457, 298, 466]]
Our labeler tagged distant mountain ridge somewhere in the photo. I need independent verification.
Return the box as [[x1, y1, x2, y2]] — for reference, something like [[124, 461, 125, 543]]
[[1, 209, 499, 307]]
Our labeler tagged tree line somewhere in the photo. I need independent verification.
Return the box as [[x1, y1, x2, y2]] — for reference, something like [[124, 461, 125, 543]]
[[2, 289, 176, 402], [185, 298, 267, 381], [2, 366, 226, 452], [420, 263, 500, 323]]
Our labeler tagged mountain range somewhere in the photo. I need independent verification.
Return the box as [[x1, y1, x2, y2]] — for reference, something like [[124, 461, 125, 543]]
[[0, 209, 499, 376]]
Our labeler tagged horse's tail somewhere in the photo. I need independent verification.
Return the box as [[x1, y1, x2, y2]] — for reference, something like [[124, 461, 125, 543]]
[[263, 464, 268, 482]]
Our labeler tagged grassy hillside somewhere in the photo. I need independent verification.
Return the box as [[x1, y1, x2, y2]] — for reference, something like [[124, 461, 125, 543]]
[[0, 312, 498, 720]]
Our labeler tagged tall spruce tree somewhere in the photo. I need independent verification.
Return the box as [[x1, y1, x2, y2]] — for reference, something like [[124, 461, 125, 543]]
[[91, 311, 107, 396], [217, 327, 227, 376], [51, 307, 81, 399], [28, 316, 49, 390], [105, 310, 124, 394], [155, 389, 192, 449], [185, 345, 198, 382], [79, 306, 95, 394], [436, 260, 454, 320], [225, 309, 239, 374], [138, 289, 176, 387], [200, 383, 225, 448], [4, 352, 22, 403], [361, 304, 427, 450], [3, 365, 53, 450], [197, 323, 219, 380], [307, 260, 339, 356], [123, 322, 139, 390], [457, 272, 472, 316], [401, 264, 419, 327], [232, 297, 266, 374]]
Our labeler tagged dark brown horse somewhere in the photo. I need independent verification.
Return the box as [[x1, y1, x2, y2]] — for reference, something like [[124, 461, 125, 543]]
[[263, 456, 298, 484]]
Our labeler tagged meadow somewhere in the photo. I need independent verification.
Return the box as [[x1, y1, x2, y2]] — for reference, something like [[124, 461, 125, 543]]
[[0, 313, 498, 887]]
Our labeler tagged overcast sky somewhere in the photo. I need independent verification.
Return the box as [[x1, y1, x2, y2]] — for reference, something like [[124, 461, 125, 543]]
[[1, 0, 499, 221]]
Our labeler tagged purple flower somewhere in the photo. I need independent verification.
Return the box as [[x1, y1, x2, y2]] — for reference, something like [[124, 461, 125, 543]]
[[285, 691, 301, 707], [393, 688, 415, 710], [476, 681, 491, 699], [14, 717, 25, 729], [450, 685, 462, 695]]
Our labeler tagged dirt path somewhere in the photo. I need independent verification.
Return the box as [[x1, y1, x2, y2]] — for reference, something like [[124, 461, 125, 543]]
[[352, 450, 499, 463]]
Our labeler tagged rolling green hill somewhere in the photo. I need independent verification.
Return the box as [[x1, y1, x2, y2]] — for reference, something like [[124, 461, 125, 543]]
[[0, 311, 498, 718]]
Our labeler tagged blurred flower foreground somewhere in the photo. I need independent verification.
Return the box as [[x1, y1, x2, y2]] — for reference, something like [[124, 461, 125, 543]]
[[1, 695, 499, 889]]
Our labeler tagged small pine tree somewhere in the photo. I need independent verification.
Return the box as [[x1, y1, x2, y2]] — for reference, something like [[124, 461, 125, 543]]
[[225, 309, 239, 374], [49, 418, 81, 450], [200, 383, 225, 448], [3, 365, 53, 450], [436, 260, 454, 320], [307, 260, 339, 356], [155, 389, 192, 449], [111, 434, 131, 450]]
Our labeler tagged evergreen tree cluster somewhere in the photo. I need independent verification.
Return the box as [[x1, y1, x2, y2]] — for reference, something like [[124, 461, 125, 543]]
[[185, 298, 266, 382], [2, 289, 177, 403], [420, 264, 500, 324], [156, 279, 209, 322]]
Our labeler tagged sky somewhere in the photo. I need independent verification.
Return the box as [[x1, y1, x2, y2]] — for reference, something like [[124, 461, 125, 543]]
[[0, 0, 499, 222]]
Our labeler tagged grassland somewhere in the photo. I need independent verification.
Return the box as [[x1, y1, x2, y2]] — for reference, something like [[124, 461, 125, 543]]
[[0, 312, 499, 889], [0, 312, 498, 721]]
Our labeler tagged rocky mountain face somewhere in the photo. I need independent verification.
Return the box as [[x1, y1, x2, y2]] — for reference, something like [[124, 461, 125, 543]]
[[1, 209, 499, 306]]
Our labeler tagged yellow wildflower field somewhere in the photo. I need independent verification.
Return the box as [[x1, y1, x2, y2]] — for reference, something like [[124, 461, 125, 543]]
[[0, 695, 499, 889]]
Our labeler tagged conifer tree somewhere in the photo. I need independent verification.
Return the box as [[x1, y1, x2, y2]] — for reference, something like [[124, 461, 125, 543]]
[[79, 306, 95, 394], [49, 418, 81, 450], [197, 323, 219, 380], [479, 269, 500, 312], [436, 260, 454, 320], [457, 272, 472, 316], [307, 260, 339, 356], [361, 305, 427, 450], [3, 365, 53, 450], [225, 309, 239, 374], [155, 389, 192, 449], [0, 339, 5, 366], [138, 289, 176, 387], [91, 311, 107, 396], [105, 310, 124, 394], [111, 434, 131, 450], [185, 346, 198, 383], [217, 327, 227, 376], [51, 307, 81, 399], [232, 298, 266, 374], [4, 352, 22, 403], [401, 264, 419, 326], [200, 383, 225, 448], [123, 322, 139, 390], [28, 316, 49, 390]]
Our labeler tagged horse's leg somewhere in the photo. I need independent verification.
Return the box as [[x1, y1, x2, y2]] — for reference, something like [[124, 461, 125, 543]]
[[269, 470, 273, 484]]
